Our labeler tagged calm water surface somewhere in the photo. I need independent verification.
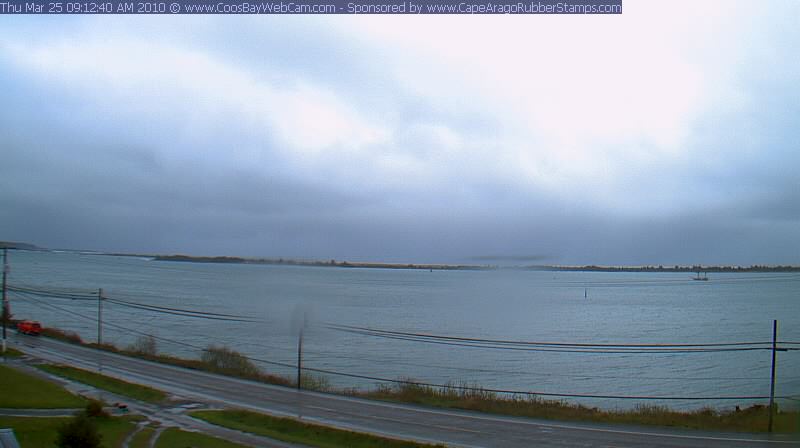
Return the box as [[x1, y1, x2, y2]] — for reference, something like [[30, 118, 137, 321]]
[[7, 251, 800, 410]]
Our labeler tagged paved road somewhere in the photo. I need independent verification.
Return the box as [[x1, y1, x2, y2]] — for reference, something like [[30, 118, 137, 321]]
[[9, 334, 800, 448], [1, 360, 301, 448]]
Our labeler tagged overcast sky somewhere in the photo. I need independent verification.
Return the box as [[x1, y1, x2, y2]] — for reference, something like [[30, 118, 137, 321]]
[[1, 1, 798, 265]]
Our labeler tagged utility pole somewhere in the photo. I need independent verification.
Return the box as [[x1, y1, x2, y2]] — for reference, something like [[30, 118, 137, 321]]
[[296, 311, 307, 390], [768, 319, 778, 432], [2, 248, 8, 354], [97, 288, 104, 346], [297, 323, 303, 390], [97, 288, 104, 374]]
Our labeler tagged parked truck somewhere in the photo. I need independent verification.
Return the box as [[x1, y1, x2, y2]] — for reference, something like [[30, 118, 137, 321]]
[[17, 320, 41, 336]]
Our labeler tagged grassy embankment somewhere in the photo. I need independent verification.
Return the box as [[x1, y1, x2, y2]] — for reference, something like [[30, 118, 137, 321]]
[[0, 361, 250, 448], [0, 416, 137, 448], [156, 428, 252, 448], [127, 425, 157, 448], [127, 424, 251, 448], [36, 364, 166, 404], [361, 381, 800, 433], [41, 327, 294, 386], [191, 410, 446, 448], [0, 363, 87, 408], [37, 327, 800, 433], [0, 363, 139, 448], [1, 347, 24, 358]]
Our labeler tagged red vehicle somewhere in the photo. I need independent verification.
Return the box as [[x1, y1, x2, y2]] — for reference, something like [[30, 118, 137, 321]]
[[17, 320, 42, 336]]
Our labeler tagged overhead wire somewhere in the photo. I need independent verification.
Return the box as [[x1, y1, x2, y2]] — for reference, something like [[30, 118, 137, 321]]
[[13, 290, 793, 383], [105, 297, 261, 322], [300, 349, 783, 382], [12, 290, 208, 351], [9, 283, 261, 323], [11, 290, 297, 369], [327, 323, 779, 348], [335, 330, 778, 354], [13, 282, 799, 350], [326, 325, 794, 354], [11, 289, 799, 402], [8, 284, 98, 300]]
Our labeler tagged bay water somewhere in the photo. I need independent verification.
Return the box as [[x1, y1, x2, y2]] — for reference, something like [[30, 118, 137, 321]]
[[7, 250, 799, 410]]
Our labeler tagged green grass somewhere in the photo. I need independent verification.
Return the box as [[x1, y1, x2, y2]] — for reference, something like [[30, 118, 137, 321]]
[[156, 428, 251, 448], [0, 364, 87, 408], [37, 364, 167, 404], [128, 425, 156, 448], [360, 382, 800, 433], [0, 416, 137, 448], [1, 347, 24, 358], [191, 410, 445, 448]]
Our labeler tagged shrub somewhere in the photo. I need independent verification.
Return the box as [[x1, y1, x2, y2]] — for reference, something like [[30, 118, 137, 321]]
[[56, 413, 102, 448], [300, 373, 331, 391], [84, 399, 109, 418], [41, 327, 83, 344], [201, 345, 260, 377], [127, 335, 157, 356]]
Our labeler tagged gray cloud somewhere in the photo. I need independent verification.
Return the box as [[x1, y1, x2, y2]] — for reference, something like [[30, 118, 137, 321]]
[[1, 10, 799, 265]]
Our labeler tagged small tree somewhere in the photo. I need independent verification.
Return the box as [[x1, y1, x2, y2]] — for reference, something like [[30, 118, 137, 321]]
[[56, 413, 102, 448]]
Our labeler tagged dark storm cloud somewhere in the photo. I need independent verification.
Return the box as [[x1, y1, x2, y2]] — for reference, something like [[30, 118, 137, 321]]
[[0, 60, 368, 255]]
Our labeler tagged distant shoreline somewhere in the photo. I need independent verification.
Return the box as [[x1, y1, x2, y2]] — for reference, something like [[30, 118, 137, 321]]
[[151, 254, 486, 271], [150, 254, 800, 273], [6, 242, 800, 272]]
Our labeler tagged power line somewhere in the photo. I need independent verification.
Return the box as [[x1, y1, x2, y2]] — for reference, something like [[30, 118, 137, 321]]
[[326, 323, 780, 348], [9, 282, 98, 295], [12, 291, 201, 350], [13, 283, 800, 352], [336, 330, 779, 354], [12, 290, 296, 369], [14, 294, 785, 383], [105, 298, 261, 322], [8, 284, 262, 322], [8, 284, 98, 300], [13, 284, 795, 352], [106, 296, 257, 318], [301, 350, 784, 382], [12, 281, 800, 347], [13, 290, 799, 402], [327, 325, 790, 354]]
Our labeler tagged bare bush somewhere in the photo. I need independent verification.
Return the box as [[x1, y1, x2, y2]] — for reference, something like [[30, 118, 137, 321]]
[[201, 345, 260, 377], [127, 335, 157, 356]]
